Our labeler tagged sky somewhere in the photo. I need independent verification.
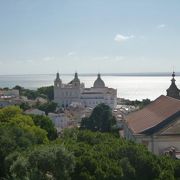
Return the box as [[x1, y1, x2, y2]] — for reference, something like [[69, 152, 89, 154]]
[[0, 0, 180, 74]]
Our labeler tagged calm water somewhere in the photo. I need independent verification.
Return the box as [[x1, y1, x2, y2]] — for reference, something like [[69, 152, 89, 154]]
[[0, 74, 179, 101]]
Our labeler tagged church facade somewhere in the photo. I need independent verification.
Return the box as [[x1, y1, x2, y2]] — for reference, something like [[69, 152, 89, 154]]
[[54, 73, 117, 109]]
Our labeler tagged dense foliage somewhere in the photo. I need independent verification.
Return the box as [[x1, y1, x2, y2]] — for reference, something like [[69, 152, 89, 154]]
[[13, 85, 57, 114], [37, 101, 58, 115], [1, 106, 180, 180], [31, 114, 58, 140], [125, 98, 151, 108], [13, 85, 54, 100], [37, 86, 54, 100], [6, 145, 75, 180], [81, 103, 116, 132], [57, 129, 180, 180], [0, 106, 48, 178]]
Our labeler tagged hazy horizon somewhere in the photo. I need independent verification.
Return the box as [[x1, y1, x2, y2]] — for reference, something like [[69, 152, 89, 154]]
[[0, 72, 180, 76]]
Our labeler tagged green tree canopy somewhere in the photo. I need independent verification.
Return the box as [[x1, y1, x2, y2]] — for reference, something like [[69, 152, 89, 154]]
[[38, 101, 58, 115], [31, 114, 57, 140], [6, 145, 75, 180], [81, 103, 116, 132], [0, 106, 48, 178], [1, 106, 180, 180], [37, 86, 54, 100], [57, 129, 179, 180]]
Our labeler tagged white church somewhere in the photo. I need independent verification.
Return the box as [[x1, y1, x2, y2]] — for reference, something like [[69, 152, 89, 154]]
[[54, 72, 117, 109]]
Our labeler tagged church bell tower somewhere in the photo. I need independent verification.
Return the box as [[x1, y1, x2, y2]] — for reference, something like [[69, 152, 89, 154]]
[[54, 72, 62, 88], [166, 72, 180, 100]]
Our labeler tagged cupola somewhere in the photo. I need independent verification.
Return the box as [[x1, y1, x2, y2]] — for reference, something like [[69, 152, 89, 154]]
[[93, 73, 105, 88], [69, 72, 80, 87], [54, 72, 62, 87], [166, 71, 180, 99]]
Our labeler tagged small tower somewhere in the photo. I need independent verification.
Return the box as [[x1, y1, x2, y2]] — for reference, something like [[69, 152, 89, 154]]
[[54, 72, 62, 88], [72, 72, 80, 88], [166, 72, 180, 99]]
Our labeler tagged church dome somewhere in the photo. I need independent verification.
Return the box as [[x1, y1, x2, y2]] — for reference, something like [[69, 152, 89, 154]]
[[93, 74, 105, 88]]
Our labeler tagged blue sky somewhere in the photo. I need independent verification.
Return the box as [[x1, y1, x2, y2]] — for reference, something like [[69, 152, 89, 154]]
[[0, 0, 180, 74]]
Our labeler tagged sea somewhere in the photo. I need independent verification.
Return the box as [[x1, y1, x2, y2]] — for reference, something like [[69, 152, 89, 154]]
[[0, 74, 180, 101]]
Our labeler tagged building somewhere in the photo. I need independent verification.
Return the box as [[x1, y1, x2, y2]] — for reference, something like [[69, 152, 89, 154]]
[[54, 73, 117, 109], [25, 109, 46, 116], [123, 95, 180, 155], [0, 100, 12, 107], [0, 89, 19, 98], [48, 113, 71, 132], [166, 71, 180, 100]]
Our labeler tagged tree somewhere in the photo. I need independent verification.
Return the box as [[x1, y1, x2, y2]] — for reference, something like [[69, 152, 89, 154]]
[[0, 106, 49, 179], [22, 89, 39, 100], [38, 102, 58, 115], [9, 155, 29, 180], [31, 115, 57, 140], [0, 106, 22, 123], [12, 85, 54, 100], [125, 98, 151, 109], [7, 145, 75, 180], [57, 129, 179, 180], [20, 102, 31, 111], [1, 105, 180, 179], [37, 86, 54, 100], [81, 103, 116, 132], [173, 160, 180, 179], [13, 85, 24, 92]]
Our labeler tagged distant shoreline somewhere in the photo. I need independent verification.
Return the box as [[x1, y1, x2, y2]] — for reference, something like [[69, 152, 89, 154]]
[[0, 75, 179, 101]]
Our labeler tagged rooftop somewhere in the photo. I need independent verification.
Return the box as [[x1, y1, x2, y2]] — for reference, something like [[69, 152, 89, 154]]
[[126, 95, 180, 134]]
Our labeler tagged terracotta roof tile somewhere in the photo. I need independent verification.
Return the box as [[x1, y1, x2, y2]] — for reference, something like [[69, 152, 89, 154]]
[[126, 95, 180, 134]]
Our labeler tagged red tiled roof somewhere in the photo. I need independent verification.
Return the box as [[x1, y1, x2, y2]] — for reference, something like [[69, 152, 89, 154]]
[[126, 95, 180, 134]]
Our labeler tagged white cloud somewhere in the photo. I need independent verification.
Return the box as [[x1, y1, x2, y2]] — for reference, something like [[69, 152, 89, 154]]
[[15, 59, 34, 64], [92, 56, 125, 61], [139, 35, 146, 40], [26, 59, 34, 63], [93, 56, 109, 61], [114, 34, 135, 43], [157, 24, 166, 29], [67, 51, 76, 57], [114, 56, 125, 61], [42, 56, 55, 62]]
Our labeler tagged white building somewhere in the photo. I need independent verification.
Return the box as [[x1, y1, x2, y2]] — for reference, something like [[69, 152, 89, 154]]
[[0, 89, 19, 98], [48, 113, 71, 132], [25, 109, 46, 116], [54, 73, 117, 109]]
